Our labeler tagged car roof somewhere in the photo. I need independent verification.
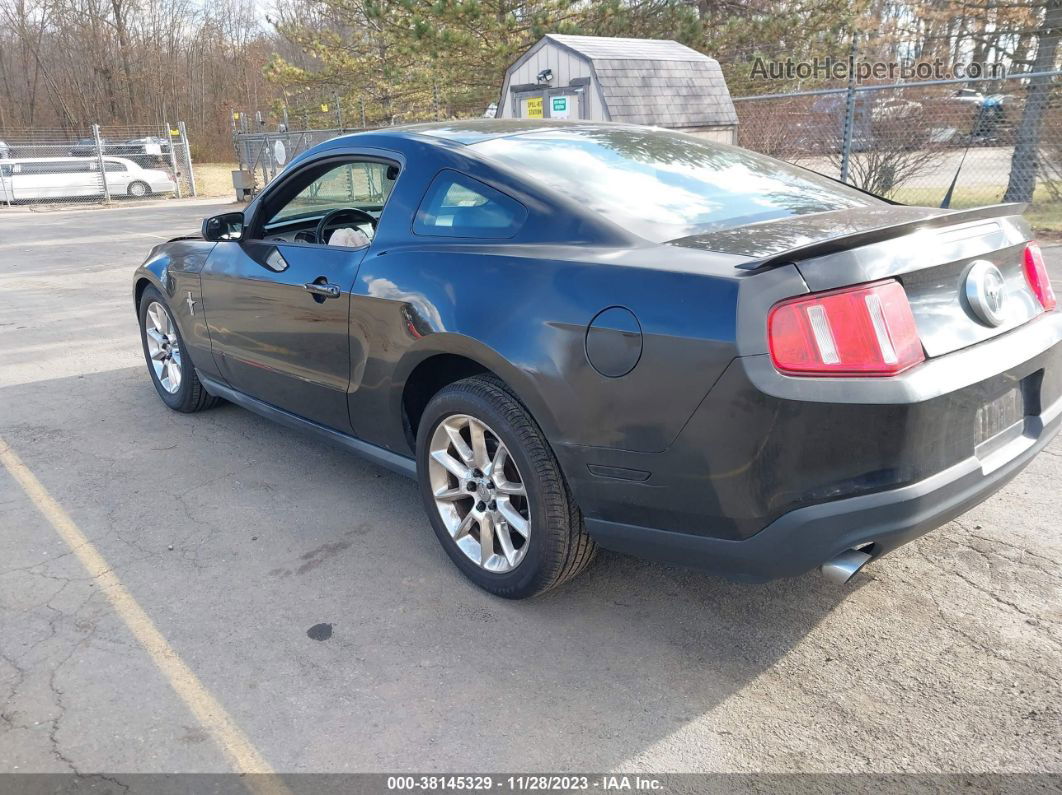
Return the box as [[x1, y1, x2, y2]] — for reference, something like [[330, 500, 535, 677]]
[[327, 118, 651, 146], [288, 119, 658, 174], [0, 155, 139, 165]]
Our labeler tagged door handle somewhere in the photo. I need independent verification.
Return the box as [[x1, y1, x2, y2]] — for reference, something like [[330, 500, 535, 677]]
[[303, 282, 341, 299]]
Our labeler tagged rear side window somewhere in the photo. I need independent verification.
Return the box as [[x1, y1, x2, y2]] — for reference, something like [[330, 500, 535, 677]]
[[414, 171, 526, 239], [19, 161, 93, 174]]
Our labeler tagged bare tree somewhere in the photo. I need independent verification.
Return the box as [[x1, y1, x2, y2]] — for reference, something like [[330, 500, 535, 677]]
[[829, 103, 948, 196], [0, 0, 281, 158], [1004, 0, 1061, 202]]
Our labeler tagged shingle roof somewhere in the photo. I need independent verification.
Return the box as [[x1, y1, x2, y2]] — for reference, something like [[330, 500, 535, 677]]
[[543, 35, 737, 128], [545, 34, 706, 62]]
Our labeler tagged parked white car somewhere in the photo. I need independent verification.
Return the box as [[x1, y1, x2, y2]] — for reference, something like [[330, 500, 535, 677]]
[[0, 156, 175, 202]]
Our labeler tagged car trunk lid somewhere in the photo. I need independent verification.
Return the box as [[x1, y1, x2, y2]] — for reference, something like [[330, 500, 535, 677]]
[[671, 203, 1042, 358]]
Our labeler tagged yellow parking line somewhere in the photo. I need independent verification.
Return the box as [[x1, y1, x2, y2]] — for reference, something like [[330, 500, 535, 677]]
[[0, 436, 292, 795]]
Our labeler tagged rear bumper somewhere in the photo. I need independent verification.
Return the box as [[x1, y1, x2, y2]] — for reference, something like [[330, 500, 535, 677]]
[[566, 310, 1062, 580], [585, 391, 1060, 581]]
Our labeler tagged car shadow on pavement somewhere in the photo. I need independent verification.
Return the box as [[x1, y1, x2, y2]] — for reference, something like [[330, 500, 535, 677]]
[[0, 365, 865, 773]]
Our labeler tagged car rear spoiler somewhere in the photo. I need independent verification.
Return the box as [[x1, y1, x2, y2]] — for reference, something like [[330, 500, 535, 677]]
[[737, 203, 1028, 272]]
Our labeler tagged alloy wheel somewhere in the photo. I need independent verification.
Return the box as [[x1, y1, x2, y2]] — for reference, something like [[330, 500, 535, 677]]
[[144, 301, 182, 394], [427, 413, 531, 573]]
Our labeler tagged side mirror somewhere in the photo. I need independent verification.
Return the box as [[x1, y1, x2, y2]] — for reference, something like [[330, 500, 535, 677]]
[[202, 211, 244, 242]]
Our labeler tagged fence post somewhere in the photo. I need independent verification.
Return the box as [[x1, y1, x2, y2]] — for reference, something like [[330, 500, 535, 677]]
[[92, 123, 110, 203], [838, 35, 859, 184], [165, 122, 182, 199], [253, 138, 269, 191], [178, 121, 197, 197]]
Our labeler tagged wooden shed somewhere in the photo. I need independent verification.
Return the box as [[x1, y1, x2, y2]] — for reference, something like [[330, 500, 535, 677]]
[[497, 34, 738, 143]]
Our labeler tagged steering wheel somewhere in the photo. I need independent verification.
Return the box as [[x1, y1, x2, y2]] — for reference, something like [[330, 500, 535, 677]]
[[316, 208, 377, 246]]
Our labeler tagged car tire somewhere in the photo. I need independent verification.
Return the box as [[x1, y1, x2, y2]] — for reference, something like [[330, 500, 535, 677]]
[[416, 375, 596, 598], [128, 181, 150, 198], [138, 286, 219, 413]]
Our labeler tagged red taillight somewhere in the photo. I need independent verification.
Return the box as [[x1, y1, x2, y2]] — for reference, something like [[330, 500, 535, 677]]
[[1023, 242, 1056, 312], [768, 280, 925, 377]]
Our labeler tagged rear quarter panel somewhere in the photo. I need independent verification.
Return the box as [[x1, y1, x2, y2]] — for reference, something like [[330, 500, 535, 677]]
[[348, 242, 743, 455]]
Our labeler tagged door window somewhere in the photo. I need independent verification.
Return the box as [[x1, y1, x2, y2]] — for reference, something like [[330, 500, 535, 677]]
[[262, 159, 399, 247]]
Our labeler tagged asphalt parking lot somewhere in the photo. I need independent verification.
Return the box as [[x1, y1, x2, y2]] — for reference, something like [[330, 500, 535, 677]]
[[1, 201, 1060, 781]]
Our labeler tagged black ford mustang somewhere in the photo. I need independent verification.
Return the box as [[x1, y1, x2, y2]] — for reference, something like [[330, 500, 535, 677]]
[[133, 120, 1060, 598]]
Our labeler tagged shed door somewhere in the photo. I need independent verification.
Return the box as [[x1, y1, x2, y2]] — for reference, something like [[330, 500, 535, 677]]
[[515, 90, 583, 120], [517, 92, 545, 119], [547, 94, 579, 120]]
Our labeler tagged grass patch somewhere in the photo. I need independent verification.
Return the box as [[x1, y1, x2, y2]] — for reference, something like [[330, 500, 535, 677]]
[[1023, 205, 1062, 239], [192, 163, 240, 198]]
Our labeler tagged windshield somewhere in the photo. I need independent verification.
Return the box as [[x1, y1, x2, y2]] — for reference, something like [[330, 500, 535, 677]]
[[471, 127, 880, 241]]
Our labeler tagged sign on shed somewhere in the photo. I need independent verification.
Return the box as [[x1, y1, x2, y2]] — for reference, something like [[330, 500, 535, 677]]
[[524, 97, 544, 118]]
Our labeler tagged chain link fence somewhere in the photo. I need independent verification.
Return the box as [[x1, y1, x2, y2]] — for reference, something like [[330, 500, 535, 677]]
[[228, 100, 497, 198], [0, 123, 196, 207], [733, 71, 1061, 231], [229, 72, 1060, 237], [232, 128, 364, 200]]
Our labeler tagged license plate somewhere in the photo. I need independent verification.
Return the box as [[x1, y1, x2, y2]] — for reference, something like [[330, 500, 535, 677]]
[[975, 386, 1024, 445]]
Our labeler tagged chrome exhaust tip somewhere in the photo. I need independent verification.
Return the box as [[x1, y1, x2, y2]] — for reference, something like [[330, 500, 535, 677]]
[[820, 547, 874, 585]]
